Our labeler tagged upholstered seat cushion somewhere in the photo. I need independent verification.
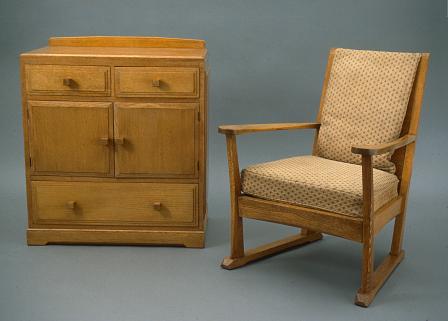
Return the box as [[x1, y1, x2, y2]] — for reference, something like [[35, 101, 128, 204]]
[[241, 155, 399, 217], [316, 49, 421, 173]]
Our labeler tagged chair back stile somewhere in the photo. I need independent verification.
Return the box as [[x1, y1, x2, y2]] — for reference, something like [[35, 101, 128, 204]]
[[391, 54, 430, 191], [312, 48, 336, 156]]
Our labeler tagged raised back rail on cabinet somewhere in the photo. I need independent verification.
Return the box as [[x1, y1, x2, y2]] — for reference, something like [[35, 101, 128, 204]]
[[48, 36, 206, 49]]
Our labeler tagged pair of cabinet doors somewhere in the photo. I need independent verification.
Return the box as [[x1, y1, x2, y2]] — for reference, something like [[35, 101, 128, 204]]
[[27, 100, 199, 178]]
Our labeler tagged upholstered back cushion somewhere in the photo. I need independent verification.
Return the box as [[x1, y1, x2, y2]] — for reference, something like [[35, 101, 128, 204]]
[[316, 49, 421, 173]]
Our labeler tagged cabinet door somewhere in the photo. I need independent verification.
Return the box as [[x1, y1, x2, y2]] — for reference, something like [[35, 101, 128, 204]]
[[114, 103, 198, 177], [28, 101, 113, 176]]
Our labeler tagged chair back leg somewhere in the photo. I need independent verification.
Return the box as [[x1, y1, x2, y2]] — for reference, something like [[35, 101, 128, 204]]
[[390, 143, 416, 256], [390, 212, 406, 256]]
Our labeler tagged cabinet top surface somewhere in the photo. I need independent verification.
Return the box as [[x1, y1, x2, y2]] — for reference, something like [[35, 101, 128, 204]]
[[21, 36, 207, 60], [22, 46, 207, 60]]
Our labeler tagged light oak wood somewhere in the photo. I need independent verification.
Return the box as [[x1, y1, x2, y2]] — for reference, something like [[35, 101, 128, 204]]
[[115, 67, 199, 98], [21, 36, 208, 247], [352, 135, 416, 156], [219, 49, 430, 306], [32, 181, 197, 227], [22, 46, 206, 61], [221, 232, 323, 269], [114, 102, 198, 177], [49, 36, 206, 49], [360, 155, 375, 295], [238, 195, 402, 244], [25, 64, 110, 96], [373, 197, 402, 236], [355, 251, 405, 307], [390, 53, 430, 256], [65, 200, 76, 209], [218, 122, 320, 135], [239, 196, 363, 242], [27, 228, 205, 248], [28, 101, 114, 176], [225, 134, 245, 258]]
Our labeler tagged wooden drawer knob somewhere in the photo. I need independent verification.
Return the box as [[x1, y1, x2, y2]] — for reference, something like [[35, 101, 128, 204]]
[[62, 78, 74, 87], [152, 79, 161, 87], [153, 202, 162, 210], [65, 201, 76, 209], [99, 137, 110, 145]]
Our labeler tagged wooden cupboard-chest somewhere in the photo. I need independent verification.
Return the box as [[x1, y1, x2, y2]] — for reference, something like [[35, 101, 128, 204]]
[[21, 36, 208, 247]]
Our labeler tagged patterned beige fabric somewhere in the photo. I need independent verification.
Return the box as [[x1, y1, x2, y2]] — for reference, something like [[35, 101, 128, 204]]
[[317, 49, 421, 173], [241, 156, 399, 217]]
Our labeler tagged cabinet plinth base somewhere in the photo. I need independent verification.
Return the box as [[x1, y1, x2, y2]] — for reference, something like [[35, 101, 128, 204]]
[[27, 228, 205, 248]]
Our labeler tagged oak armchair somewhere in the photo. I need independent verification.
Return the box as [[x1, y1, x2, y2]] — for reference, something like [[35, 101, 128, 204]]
[[218, 49, 429, 307]]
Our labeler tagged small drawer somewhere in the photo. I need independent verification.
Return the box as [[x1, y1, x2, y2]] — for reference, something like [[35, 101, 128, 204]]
[[31, 181, 198, 227], [25, 65, 110, 96], [115, 67, 199, 98]]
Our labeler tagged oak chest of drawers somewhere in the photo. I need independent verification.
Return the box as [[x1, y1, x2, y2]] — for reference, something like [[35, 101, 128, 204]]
[[21, 36, 208, 247]]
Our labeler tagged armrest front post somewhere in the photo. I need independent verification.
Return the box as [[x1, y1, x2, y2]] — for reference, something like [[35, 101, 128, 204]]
[[360, 154, 375, 293], [224, 134, 245, 258]]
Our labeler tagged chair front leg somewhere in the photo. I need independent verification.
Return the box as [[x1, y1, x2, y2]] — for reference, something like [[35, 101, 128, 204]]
[[220, 134, 322, 270], [356, 155, 375, 306], [223, 134, 244, 260], [355, 154, 408, 307]]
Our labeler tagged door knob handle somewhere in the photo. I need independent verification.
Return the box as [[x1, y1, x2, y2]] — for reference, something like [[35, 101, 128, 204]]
[[66, 201, 76, 209], [114, 137, 125, 145], [153, 202, 162, 210], [98, 137, 110, 145], [152, 79, 161, 87], [62, 78, 74, 87]]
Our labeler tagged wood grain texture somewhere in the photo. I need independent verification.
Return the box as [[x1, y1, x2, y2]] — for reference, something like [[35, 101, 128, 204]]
[[49, 36, 206, 49], [351, 135, 416, 156], [21, 47, 206, 60], [32, 181, 198, 227], [115, 67, 199, 98], [27, 228, 205, 248], [360, 155, 375, 294], [390, 53, 430, 256], [21, 36, 208, 246], [28, 101, 113, 176], [373, 197, 402, 236], [199, 63, 208, 231], [25, 64, 110, 96], [218, 122, 320, 135], [114, 102, 198, 177], [225, 134, 245, 258], [221, 232, 322, 269], [238, 196, 363, 242], [355, 251, 405, 307]]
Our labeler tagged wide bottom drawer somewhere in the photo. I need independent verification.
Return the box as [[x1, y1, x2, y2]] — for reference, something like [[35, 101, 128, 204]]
[[31, 181, 198, 227]]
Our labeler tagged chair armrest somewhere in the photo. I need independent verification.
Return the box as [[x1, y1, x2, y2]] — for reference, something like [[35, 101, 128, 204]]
[[218, 122, 320, 135], [351, 135, 416, 156]]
